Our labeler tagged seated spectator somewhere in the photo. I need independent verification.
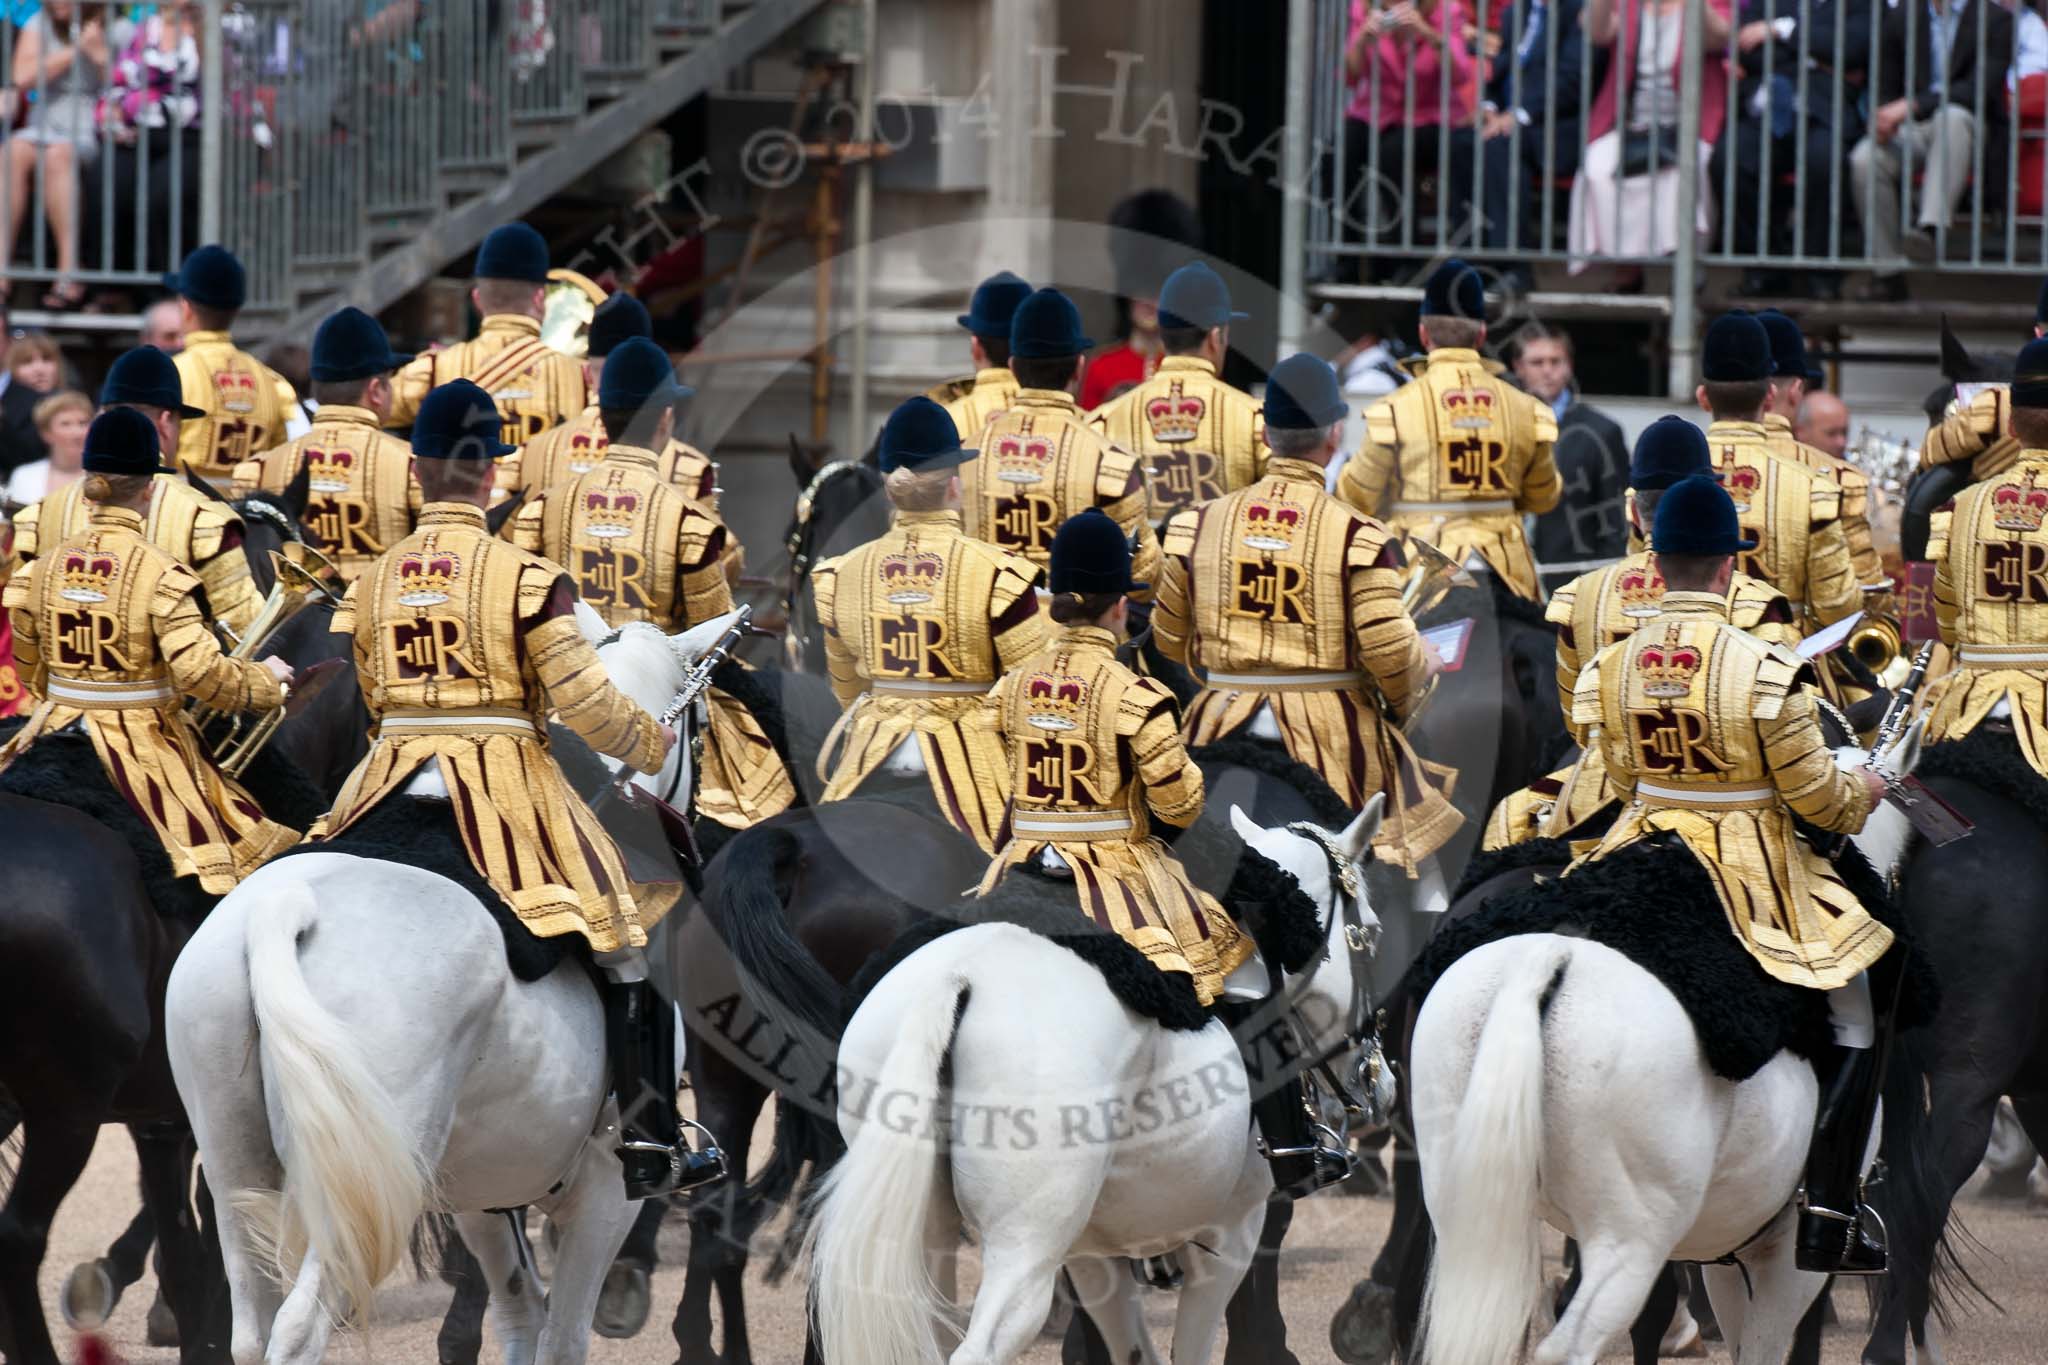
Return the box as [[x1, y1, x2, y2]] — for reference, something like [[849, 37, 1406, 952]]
[[80, 1, 201, 285], [1715, 0, 1873, 299], [0, 332, 59, 476], [1512, 321, 1629, 591], [1568, 0, 1733, 285], [2, 0, 107, 309], [1341, 0, 1481, 257], [1479, 0, 1592, 291], [3, 387, 88, 504], [1795, 389, 1851, 460], [1851, 0, 2014, 301]]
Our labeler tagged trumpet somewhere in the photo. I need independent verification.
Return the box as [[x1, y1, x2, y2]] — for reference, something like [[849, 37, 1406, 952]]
[[196, 545, 344, 775]]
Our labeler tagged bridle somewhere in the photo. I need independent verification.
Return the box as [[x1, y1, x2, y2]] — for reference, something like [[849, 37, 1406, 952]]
[[782, 460, 875, 668], [1274, 821, 1397, 1133], [234, 495, 305, 545]]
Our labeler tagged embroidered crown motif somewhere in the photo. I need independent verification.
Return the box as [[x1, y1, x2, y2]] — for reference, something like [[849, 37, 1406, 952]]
[[216, 369, 258, 415], [1617, 564, 1664, 618], [1241, 497, 1304, 552], [1991, 469, 2048, 533], [879, 548, 945, 605], [1723, 462, 1762, 511], [995, 431, 1057, 484], [304, 446, 356, 494], [1637, 623, 1703, 700], [1441, 384, 1496, 430], [1145, 380, 1206, 443], [1025, 673, 1087, 730], [395, 544, 460, 606], [582, 474, 641, 539], [566, 428, 606, 476], [59, 551, 117, 603]]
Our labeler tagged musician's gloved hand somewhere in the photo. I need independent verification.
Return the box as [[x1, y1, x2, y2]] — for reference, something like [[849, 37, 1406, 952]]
[[1857, 765, 1888, 808], [659, 724, 679, 757], [260, 656, 295, 687]]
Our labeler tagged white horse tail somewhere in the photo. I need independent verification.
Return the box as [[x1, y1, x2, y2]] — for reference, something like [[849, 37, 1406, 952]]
[[243, 880, 431, 1328], [802, 972, 970, 1365], [1419, 940, 1572, 1365]]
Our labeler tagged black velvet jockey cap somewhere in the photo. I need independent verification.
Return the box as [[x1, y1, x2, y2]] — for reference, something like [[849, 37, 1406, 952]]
[[1420, 258, 1486, 320], [81, 405, 176, 476], [597, 337, 692, 413], [587, 293, 653, 359], [1263, 352, 1349, 430], [1756, 309, 1824, 387], [1629, 415, 1712, 491], [101, 346, 207, 419], [1049, 508, 1147, 596], [2012, 337, 2048, 409], [1157, 261, 1248, 331], [1009, 288, 1094, 360], [412, 380, 517, 461], [164, 244, 246, 310], [311, 306, 414, 383], [474, 222, 551, 283], [957, 271, 1033, 339], [1701, 311, 1773, 383], [878, 395, 975, 474], [1652, 474, 1757, 556]]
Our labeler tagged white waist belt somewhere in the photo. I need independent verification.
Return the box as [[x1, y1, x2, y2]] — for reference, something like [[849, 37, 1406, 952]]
[[1959, 645, 2048, 666], [46, 676, 176, 706], [1391, 499, 1516, 515], [1635, 780, 1776, 807], [1012, 810, 1136, 835], [1206, 669, 1366, 688], [380, 712, 538, 736], [870, 678, 991, 695]]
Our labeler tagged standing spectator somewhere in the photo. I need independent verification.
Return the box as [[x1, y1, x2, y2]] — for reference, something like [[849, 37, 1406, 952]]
[[1715, 0, 1875, 299], [3, 388, 88, 503], [1850, 0, 2014, 301], [0, 333, 59, 476], [1512, 321, 1629, 592], [1568, 0, 1734, 285], [1796, 389, 1852, 460], [138, 296, 186, 353], [1, 0, 107, 309], [1479, 0, 1593, 292], [82, 1, 201, 283], [1342, 0, 1482, 257]]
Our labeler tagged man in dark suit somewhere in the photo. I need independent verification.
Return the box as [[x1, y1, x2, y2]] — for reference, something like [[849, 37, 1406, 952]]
[[1715, 0, 1876, 299], [1851, 0, 2015, 301], [1479, 0, 1593, 293], [1511, 322, 1630, 593]]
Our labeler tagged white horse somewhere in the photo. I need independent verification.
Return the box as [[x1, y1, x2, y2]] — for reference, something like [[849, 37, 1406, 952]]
[[1411, 727, 1924, 1365], [163, 608, 739, 1365], [804, 796, 1387, 1365]]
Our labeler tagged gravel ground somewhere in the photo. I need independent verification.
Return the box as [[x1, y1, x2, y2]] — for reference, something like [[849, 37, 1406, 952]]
[[30, 1125, 2048, 1365]]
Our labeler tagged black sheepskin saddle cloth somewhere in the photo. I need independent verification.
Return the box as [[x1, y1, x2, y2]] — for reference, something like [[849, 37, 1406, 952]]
[[0, 714, 325, 922], [1917, 723, 2048, 832], [845, 840, 1328, 1034], [1405, 834, 1933, 1081], [273, 795, 580, 983]]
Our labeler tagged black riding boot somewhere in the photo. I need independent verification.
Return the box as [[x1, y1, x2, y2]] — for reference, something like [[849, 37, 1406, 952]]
[[1795, 1044, 1887, 1275], [604, 978, 723, 1200], [1219, 1000, 1354, 1200]]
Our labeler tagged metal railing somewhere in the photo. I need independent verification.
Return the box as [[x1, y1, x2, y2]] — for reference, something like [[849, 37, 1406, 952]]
[[1287, 0, 2048, 379], [0, 0, 734, 319]]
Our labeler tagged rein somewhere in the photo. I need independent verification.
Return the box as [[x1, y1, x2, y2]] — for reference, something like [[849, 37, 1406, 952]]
[[235, 497, 304, 546], [1275, 821, 1393, 1130], [781, 460, 873, 668]]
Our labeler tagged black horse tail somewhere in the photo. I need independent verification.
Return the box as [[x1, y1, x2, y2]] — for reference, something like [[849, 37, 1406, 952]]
[[754, 1091, 848, 1285], [1873, 1021, 1994, 1329]]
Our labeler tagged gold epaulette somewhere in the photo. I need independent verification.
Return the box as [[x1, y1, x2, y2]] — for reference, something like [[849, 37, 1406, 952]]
[[1544, 573, 1579, 628], [924, 374, 979, 404], [11, 499, 42, 560], [1532, 400, 1560, 444], [1569, 650, 1607, 728], [514, 557, 559, 616], [1364, 400, 1399, 447], [1094, 440, 1145, 499], [189, 500, 238, 562], [1161, 506, 1200, 558], [1750, 642, 1806, 719], [148, 558, 202, 620], [1729, 575, 1792, 627], [1807, 475, 1842, 524], [228, 459, 262, 499]]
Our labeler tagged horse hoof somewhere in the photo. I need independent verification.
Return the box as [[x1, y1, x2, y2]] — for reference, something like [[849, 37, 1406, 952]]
[[146, 1289, 180, 1348], [59, 1260, 118, 1331], [1328, 1279, 1395, 1365], [591, 1262, 651, 1339]]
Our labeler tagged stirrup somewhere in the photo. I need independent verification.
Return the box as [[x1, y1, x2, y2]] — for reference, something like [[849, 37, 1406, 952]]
[[1262, 1120, 1356, 1200], [1794, 1197, 1888, 1277], [617, 1139, 685, 1201]]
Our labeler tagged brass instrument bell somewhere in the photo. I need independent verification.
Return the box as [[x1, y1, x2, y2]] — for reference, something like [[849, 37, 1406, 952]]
[[541, 268, 609, 358]]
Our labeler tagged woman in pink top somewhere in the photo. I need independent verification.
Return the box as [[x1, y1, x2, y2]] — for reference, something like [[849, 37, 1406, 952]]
[[1567, 0, 1734, 281], [1341, 0, 1483, 256]]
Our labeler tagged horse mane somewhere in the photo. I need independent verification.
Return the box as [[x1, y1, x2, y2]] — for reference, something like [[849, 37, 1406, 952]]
[[1422, 575, 1555, 634], [593, 621, 680, 719], [1916, 724, 2048, 834], [1189, 737, 1353, 831]]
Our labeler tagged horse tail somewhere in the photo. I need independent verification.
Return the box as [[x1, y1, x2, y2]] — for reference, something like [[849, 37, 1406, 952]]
[[710, 824, 845, 1053], [1875, 1018, 1993, 1326], [1418, 940, 1570, 1365], [243, 881, 431, 1328], [802, 973, 968, 1365]]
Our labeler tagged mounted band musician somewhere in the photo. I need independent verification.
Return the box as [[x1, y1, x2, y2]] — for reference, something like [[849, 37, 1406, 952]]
[[1484, 417, 1800, 847], [513, 337, 793, 829], [229, 307, 421, 579], [977, 506, 1352, 1198], [812, 395, 1047, 851], [931, 270, 1029, 442], [1155, 353, 1461, 899], [0, 407, 300, 892], [1337, 259, 1561, 602], [166, 245, 300, 489], [13, 346, 265, 636], [315, 379, 718, 1200], [1089, 261, 1267, 525], [1570, 474, 1894, 1274]]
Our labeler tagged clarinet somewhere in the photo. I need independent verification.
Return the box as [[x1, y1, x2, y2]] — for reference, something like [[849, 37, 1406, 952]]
[[658, 605, 754, 728], [1870, 641, 1935, 759]]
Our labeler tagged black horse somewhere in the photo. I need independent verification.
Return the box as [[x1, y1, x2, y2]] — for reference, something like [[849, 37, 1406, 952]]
[[777, 439, 886, 674]]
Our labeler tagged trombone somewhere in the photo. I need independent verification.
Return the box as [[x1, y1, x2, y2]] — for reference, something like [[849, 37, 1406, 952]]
[[195, 544, 344, 776]]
